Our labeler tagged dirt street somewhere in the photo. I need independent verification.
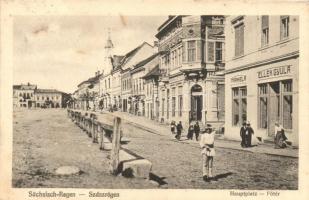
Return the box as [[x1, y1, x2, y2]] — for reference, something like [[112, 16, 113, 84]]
[[13, 109, 298, 189]]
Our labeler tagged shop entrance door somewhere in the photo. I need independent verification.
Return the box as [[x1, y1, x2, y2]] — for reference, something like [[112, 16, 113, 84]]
[[190, 84, 203, 122], [268, 82, 280, 137]]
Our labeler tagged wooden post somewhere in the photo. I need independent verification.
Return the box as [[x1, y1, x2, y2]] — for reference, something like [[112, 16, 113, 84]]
[[110, 117, 121, 175]]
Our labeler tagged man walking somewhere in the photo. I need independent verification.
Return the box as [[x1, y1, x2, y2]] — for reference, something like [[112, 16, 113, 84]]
[[175, 121, 183, 140], [194, 121, 200, 141], [244, 121, 254, 147], [240, 122, 247, 148]]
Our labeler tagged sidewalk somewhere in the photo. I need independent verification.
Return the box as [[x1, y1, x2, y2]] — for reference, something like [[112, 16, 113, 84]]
[[101, 110, 298, 158]]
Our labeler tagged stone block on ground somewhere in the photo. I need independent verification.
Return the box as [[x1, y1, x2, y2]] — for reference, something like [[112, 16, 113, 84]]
[[119, 149, 152, 179]]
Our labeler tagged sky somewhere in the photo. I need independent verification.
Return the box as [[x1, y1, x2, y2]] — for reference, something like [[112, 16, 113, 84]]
[[13, 15, 167, 93]]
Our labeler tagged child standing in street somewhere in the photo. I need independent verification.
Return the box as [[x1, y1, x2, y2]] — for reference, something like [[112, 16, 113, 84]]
[[199, 124, 216, 182]]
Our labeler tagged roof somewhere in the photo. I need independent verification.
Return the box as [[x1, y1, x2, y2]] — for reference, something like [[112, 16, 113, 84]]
[[13, 85, 21, 89], [156, 16, 183, 38], [77, 74, 101, 87], [36, 89, 63, 94], [157, 15, 177, 31], [120, 42, 153, 67], [142, 65, 160, 79], [13, 83, 37, 90], [112, 55, 124, 69], [133, 52, 160, 70]]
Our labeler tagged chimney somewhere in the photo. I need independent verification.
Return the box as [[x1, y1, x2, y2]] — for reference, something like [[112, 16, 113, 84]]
[[153, 41, 159, 53]]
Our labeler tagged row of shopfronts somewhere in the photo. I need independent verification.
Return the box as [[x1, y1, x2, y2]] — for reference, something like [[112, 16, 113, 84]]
[[72, 15, 299, 146]]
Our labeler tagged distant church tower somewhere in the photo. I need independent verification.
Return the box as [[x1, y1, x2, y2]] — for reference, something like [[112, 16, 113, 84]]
[[103, 28, 114, 73]]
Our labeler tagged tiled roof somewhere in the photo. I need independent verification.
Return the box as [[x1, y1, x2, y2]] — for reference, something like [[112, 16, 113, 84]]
[[133, 52, 159, 70], [142, 64, 160, 79], [120, 42, 152, 66]]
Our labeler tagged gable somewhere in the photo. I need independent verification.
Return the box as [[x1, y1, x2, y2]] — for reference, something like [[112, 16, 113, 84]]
[[121, 43, 154, 70]]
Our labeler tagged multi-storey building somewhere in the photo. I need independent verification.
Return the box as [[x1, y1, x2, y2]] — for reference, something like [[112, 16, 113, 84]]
[[155, 15, 225, 129], [142, 56, 161, 120], [130, 53, 160, 116], [34, 89, 63, 108], [119, 42, 155, 112], [13, 83, 37, 108], [13, 83, 66, 108], [224, 16, 299, 145], [76, 73, 101, 110]]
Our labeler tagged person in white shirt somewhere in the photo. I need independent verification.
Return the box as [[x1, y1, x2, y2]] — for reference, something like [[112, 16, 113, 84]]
[[199, 124, 216, 181]]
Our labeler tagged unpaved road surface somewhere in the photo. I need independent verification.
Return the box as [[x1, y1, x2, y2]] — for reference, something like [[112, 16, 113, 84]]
[[13, 109, 298, 189]]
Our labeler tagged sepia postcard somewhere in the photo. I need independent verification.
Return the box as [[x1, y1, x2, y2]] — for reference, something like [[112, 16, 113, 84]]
[[1, 0, 309, 200]]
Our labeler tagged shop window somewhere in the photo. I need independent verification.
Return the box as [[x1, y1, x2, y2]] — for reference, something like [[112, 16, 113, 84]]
[[261, 16, 269, 46], [187, 41, 196, 62], [232, 87, 247, 126], [258, 84, 268, 129], [282, 80, 293, 129], [280, 16, 289, 40], [258, 80, 293, 131], [234, 23, 244, 57]]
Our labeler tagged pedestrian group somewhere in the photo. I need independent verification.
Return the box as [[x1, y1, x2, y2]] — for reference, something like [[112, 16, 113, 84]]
[[170, 118, 290, 183]]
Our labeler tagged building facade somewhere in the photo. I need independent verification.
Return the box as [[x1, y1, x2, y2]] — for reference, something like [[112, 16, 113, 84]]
[[142, 63, 161, 120], [155, 15, 225, 129], [130, 53, 160, 116], [13, 83, 37, 108], [118, 42, 155, 113], [13, 83, 66, 108], [224, 16, 299, 145], [34, 89, 63, 108]]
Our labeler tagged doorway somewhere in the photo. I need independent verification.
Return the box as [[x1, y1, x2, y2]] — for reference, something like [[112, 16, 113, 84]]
[[190, 84, 203, 122]]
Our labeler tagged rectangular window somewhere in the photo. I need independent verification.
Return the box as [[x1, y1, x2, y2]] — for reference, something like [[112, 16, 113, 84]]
[[258, 84, 268, 129], [258, 79, 293, 130], [234, 23, 244, 57], [280, 16, 289, 40], [282, 80, 292, 129], [215, 42, 223, 62], [178, 86, 183, 117], [172, 97, 176, 117], [178, 95, 183, 117], [261, 16, 269, 46], [207, 41, 214, 62], [187, 41, 196, 62], [232, 87, 247, 126]]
